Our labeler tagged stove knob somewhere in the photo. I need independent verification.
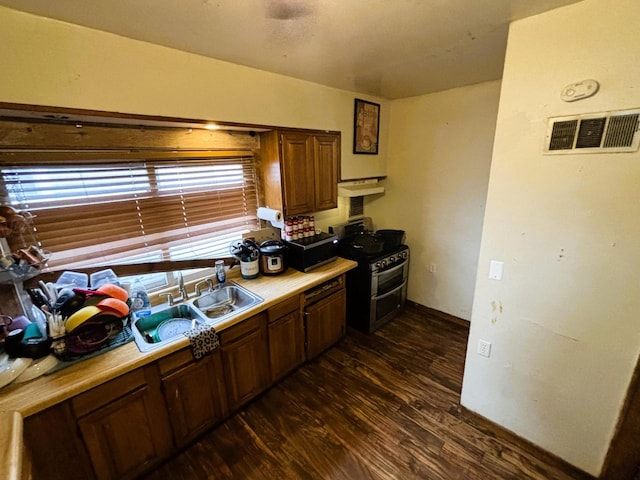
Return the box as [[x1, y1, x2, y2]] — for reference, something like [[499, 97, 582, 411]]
[[389, 255, 396, 263], [380, 260, 387, 268], [375, 261, 381, 269], [400, 251, 407, 259]]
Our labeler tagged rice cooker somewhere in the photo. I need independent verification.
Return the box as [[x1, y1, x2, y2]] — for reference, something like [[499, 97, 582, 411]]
[[259, 240, 287, 275]]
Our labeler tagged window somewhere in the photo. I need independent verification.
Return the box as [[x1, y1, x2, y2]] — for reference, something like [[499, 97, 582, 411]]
[[1, 151, 259, 272]]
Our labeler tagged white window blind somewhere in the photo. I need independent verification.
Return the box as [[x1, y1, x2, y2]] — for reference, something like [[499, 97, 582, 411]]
[[1, 152, 259, 270]]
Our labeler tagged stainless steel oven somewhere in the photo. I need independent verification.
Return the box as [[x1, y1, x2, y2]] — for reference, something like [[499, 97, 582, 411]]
[[331, 217, 409, 333], [370, 251, 409, 331]]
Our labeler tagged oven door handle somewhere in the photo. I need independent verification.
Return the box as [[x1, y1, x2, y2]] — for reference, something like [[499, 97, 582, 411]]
[[372, 280, 407, 301], [372, 260, 407, 278]]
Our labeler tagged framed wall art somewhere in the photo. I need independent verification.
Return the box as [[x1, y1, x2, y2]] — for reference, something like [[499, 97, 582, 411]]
[[353, 98, 380, 154]]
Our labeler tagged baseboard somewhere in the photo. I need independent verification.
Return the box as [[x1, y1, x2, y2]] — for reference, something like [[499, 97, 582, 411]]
[[458, 406, 596, 480], [406, 300, 470, 329]]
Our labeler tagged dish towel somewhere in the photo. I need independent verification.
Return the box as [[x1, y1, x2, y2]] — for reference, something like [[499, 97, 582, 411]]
[[184, 323, 220, 360]]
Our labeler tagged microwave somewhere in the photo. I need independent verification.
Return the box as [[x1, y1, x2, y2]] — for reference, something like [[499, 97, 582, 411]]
[[284, 233, 338, 272]]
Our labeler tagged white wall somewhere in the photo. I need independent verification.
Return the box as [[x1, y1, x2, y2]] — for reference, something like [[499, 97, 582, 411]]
[[368, 81, 500, 320], [0, 6, 387, 182], [461, 0, 640, 475]]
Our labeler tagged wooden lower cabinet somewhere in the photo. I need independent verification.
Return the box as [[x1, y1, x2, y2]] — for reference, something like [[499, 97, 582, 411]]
[[305, 288, 347, 360], [267, 295, 305, 382], [24, 401, 95, 480], [20, 280, 348, 479], [220, 312, 270, 411], [73, 365, 173, 480], [159, 348, 228, 448]]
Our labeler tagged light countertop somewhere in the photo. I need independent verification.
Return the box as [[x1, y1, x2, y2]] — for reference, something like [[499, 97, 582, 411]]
[[0, 257, 357, 480]]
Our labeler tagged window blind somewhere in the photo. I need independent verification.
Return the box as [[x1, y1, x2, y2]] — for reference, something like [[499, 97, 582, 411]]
[[1, 152, 259, 270]]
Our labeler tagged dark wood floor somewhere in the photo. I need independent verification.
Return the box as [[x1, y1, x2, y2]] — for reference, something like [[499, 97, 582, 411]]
[[144, 306, 593, 480]]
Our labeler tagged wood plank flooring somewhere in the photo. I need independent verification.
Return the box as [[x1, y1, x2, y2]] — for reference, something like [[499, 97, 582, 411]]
[[143, 306, 593, 480]]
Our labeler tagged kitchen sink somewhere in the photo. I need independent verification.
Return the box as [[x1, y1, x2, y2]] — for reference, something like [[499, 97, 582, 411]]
[[192, 282, 262, 320], [132, 303, 207, 352], [131, 281, 262, 352]]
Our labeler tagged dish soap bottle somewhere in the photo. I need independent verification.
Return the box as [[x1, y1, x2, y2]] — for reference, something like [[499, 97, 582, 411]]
[[129, 277, 151, 315], [215, 260, 226, 283]]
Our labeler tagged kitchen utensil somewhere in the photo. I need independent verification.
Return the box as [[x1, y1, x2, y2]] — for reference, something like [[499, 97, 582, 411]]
[[90, 268, 119, 288], [96, 283, 128, 302], [259, 239, 287, 275], [0, 353, 32, 389], [56, 291, 86, 318], [65, 306, 101, 333], [5, 323, 51, 359], [7, 315, 30, 332], [65, 322, 110, 355], [45, 282, 58, 302], [97, 297, 130, 317], [375, 229, 405, 250], [13, 354, 59, 383], [240, 258, 259, 279], [155, 318, 193, 342], [353, 232, 385, 255], [229, 239, 260, 261], [3, 328, 25, 358], [0, 315, 12, 344], [26, 288, 51, 310], [54, 271, 89, 290], [38, 280, 53, 301]]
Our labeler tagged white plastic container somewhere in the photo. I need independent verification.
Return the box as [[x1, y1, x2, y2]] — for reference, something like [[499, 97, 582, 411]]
[[54, 271, 89, 289], [90, 269, 120, 288]]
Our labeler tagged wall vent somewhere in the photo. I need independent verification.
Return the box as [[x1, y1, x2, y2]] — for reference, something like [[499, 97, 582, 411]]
[[544, 108, 640, 154], [349, 196, 364, 218]]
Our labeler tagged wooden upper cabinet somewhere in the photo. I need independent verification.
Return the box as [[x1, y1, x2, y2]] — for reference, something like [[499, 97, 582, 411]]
[[313, 134, 340, 212], [260, 129, 340, 217], [281, 132, 315, 216]]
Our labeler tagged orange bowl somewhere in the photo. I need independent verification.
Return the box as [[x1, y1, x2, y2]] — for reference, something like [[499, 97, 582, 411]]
[[96, 297, 129, 317], [96, 283, 128, 302]]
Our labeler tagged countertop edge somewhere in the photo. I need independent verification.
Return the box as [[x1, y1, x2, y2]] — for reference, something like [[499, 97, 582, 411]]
[[0, 257, 357, 417], [0, 411, 23, 480]]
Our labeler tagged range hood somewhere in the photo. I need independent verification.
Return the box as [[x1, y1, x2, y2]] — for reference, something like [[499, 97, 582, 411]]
[[338, 179, 384, 197]]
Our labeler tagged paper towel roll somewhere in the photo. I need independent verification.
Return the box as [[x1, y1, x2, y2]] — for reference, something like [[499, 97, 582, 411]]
[[257, 207, 284, 228]]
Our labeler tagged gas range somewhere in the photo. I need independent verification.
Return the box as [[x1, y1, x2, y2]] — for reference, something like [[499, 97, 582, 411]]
[[331, 217, 408, 269], [368, 245, 409, 273], [329, 217, 410, 333]]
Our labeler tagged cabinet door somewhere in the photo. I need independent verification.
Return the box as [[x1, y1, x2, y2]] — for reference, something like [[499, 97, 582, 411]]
[[313, 134, 340, 211], [268, 310, 305, 382], [24, 402, 95, 480], [162, 350, 227, 447], [75, 367, 172, 480], [305, 288, 347, 360], [280, 132, 315, 216], [221, 313, 270, 411]]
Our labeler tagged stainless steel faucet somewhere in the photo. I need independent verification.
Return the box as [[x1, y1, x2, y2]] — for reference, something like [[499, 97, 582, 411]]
[[178, 272, 188, 300], [195, 278, 214, 296], [161, 273, 189, 306]]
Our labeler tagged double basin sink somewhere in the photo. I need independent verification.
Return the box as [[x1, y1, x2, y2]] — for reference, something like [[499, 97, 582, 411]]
[[131, 281, 262, 352]]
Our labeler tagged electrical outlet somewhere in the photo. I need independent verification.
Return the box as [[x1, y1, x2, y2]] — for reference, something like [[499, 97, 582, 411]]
[[477, 339, 492, 357], [489, 260, 504, 280], [429, 263, 437, 273]]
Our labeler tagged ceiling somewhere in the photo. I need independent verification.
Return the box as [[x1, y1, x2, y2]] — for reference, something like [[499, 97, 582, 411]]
[[0, 0, 583, 99]]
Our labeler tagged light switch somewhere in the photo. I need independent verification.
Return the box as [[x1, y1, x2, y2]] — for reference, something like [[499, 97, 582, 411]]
[[489, 260, 504, 280]]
